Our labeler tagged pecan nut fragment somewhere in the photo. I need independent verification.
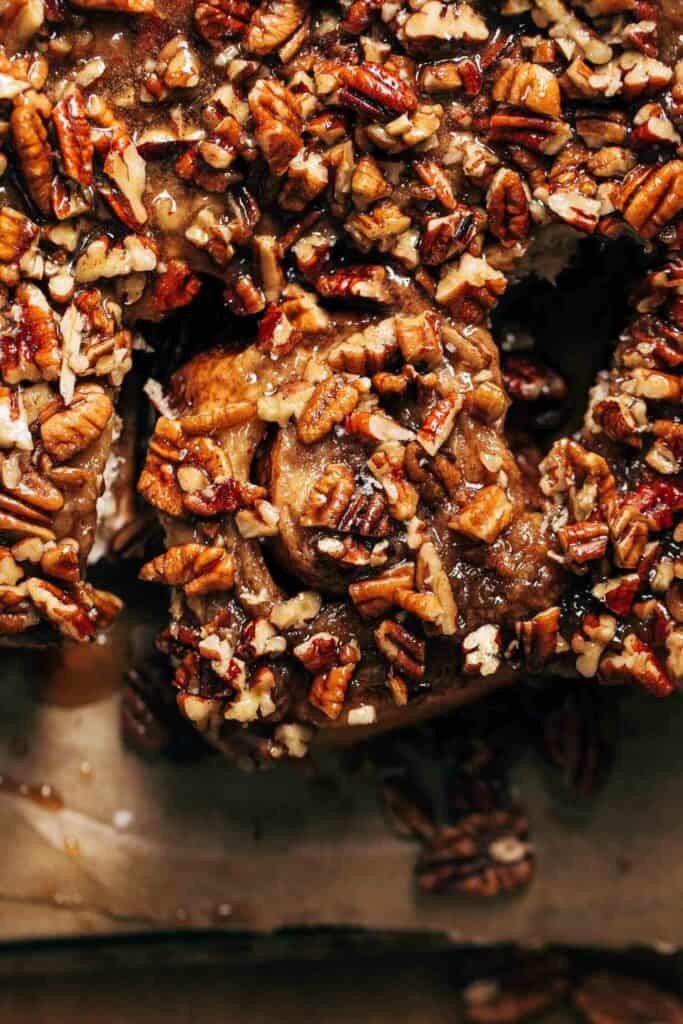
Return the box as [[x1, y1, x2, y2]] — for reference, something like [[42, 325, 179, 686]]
[[301, 463, 355, 528], [194, 0, 254, 46], [492, 62, 562, 118], [39, 383, 113, 463], [140, 544, 235, 596], [486, 168, 530, 247], [573, 971, 683, 1024], [337, 62, 417, 119], [11, 94, 54, 217], [600, 633, 673, 697], [375, 618, 425, 680], [450, 485, 513, 544], [2, 282, 61, 384], [52, 86, 93, 187], [248, 78, 303, 175], [0, 208, 38, 287], [416, 810, 534, 896], [244, 0, 308, 56], [618, 160, 683, 239], [297, 374, 361, 444]]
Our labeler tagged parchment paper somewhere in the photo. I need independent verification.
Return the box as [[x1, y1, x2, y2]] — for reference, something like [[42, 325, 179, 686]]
[[0, 592, 681, 953]]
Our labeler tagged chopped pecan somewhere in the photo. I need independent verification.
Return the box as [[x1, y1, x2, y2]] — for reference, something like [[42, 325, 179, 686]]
[[315, 265, 389, 303], [574, 972, 683, 1024], [420, 206, 485, 266], [600, 633, 673, 696], [337, 62, 417, 119], [346, 201, 411, 254], [26, 578, 91, 639], [417, 393, 461, 456], [418, 58, 482, 95], [375, 618, 425, 680], [400, 1, 489, 44], [493, 62, 561, 118], [450, 485, 513, 544], [463, 624, 501, 676], [328, 318, 398, 375], [487, 168, 531, 247], [11, 94, 54, 217], [436, 254, 507, 323], [395, 311, 443, 368], [194, 0, 254, 46], [517, 606, 562, 672], [416, 540, 457, 635], [350, 563, 416, 618], [140, 543, 235, 596], [558, 520, 609, 566], [307, 639, 360, 720], [351, 154, 392, 210], [0, 208, 38, 287], [489, 112, 571, 156], [301, 463, 355, 529], [249, 78, 303, 176], [366, 442, 419, 521], [416, 810, 533, 896], [1, 283, 61, 384], [618, 161, 683, 239], [297, 374, 361, 444], [345, 409, 414, 444], [40, 538, 79, 583], [153, 260, 202, 314], [244, 0, 307, 56], [39, 383, 113, 463]]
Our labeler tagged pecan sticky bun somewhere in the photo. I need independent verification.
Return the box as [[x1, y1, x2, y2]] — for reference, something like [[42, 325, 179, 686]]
[[0, 0, 680, 753]]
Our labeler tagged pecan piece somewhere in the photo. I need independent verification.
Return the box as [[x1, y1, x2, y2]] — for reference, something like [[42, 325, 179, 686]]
[[436, 254, 507, 323], [375, 618, 425, 680], [297, 375, 361, 444], [308, 640, 361, 720], [0, 208, 38, 287], [248, 78, 303, 175], [618, 160, 683, 239], [600, 633, 673, 697], [486, 168, 530, 247], [39, 383, 113, 463], [52, 86, 93, 187], [557, 520, 609, 566], [11, 94, 54, 217], [416, 810, 533, 896], [140, 543, 235, 596], [574, 972, 683, 1024], [194, 0, 254, 47], [2, 283, 61, 383], [315, 265, 389, 303], [449, 485, 513, 544], [301, 463, 355, 529], [516, 606, 562, 673], [337, 62, 417, 119], [493, 62, 562, 118], [244, 0, 308, 56]]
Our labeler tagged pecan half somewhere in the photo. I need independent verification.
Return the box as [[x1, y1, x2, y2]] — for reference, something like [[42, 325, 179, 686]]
[[140, 543, 235, 596], [450, 485, 513, 544], [248, 78, 303, 175], [244, 0, 308, 56], [416, 810, 534, 896], [375, 618, 425, 680], [194, 0, 254, 47], [337, 62, 417, 119], [574, 972, 683, 1024], [486, 168, 530, 247], [493, 62, 562, 118], [11, 94, 54, 217], [52, 86, 93, 187], [618, 160, 683, 239], [297, 374, 361, 444], [39, 383, 113, 463]]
